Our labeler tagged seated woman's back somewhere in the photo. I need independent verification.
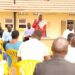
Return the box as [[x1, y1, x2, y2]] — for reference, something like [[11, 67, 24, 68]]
[[5, 30, 22, 50], [6, 41, 22, 50]]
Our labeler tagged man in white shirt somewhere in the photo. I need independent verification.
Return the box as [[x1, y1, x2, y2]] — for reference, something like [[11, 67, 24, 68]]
[[2, 25, 12, 42], [23, 22, 34, 41], [23, 23, 34, 37], [63, 24, 74, 39], [18, 30, 52, 62]]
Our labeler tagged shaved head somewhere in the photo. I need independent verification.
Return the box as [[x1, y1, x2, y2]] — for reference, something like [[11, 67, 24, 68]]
[[52, 37, 68, 55]]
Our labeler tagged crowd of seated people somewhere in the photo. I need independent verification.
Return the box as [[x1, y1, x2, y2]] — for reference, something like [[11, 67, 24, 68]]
[[0, 22, 50, 74], [33, 37, 75, 75], [0, 21, 75, 75]]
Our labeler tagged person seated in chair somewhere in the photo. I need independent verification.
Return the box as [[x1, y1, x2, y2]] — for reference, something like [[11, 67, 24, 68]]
[[33, 37, 75, 75], [5, 30, 22, 50], [0, 44, 7, 61], [17, 30, 52, 62]]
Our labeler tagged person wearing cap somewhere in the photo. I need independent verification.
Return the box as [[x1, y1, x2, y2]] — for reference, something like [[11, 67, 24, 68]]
[[17, 30, 52, 62], [32, 14, 47, 37]]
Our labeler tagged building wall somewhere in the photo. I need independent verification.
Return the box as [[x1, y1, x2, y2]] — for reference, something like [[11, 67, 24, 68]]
[[0, 12, 13, 30], [16, 12, 75, 39], [0, 12, 75, 48]]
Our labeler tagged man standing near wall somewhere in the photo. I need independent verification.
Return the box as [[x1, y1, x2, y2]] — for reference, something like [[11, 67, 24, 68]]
[[63, 24, 74, 39], [23, 22, 34, 41], [32, 14, 47, 37], [2, 24, 12, 42]]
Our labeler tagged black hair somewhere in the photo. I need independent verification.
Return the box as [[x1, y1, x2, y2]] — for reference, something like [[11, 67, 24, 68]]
[[67, 33, 74, 43], [0, 30, 3, 37], [11, 30, 19, 39], [23, 37, 29, 42], [70, 36, 75, 47], [32, 30, 42, 40]]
